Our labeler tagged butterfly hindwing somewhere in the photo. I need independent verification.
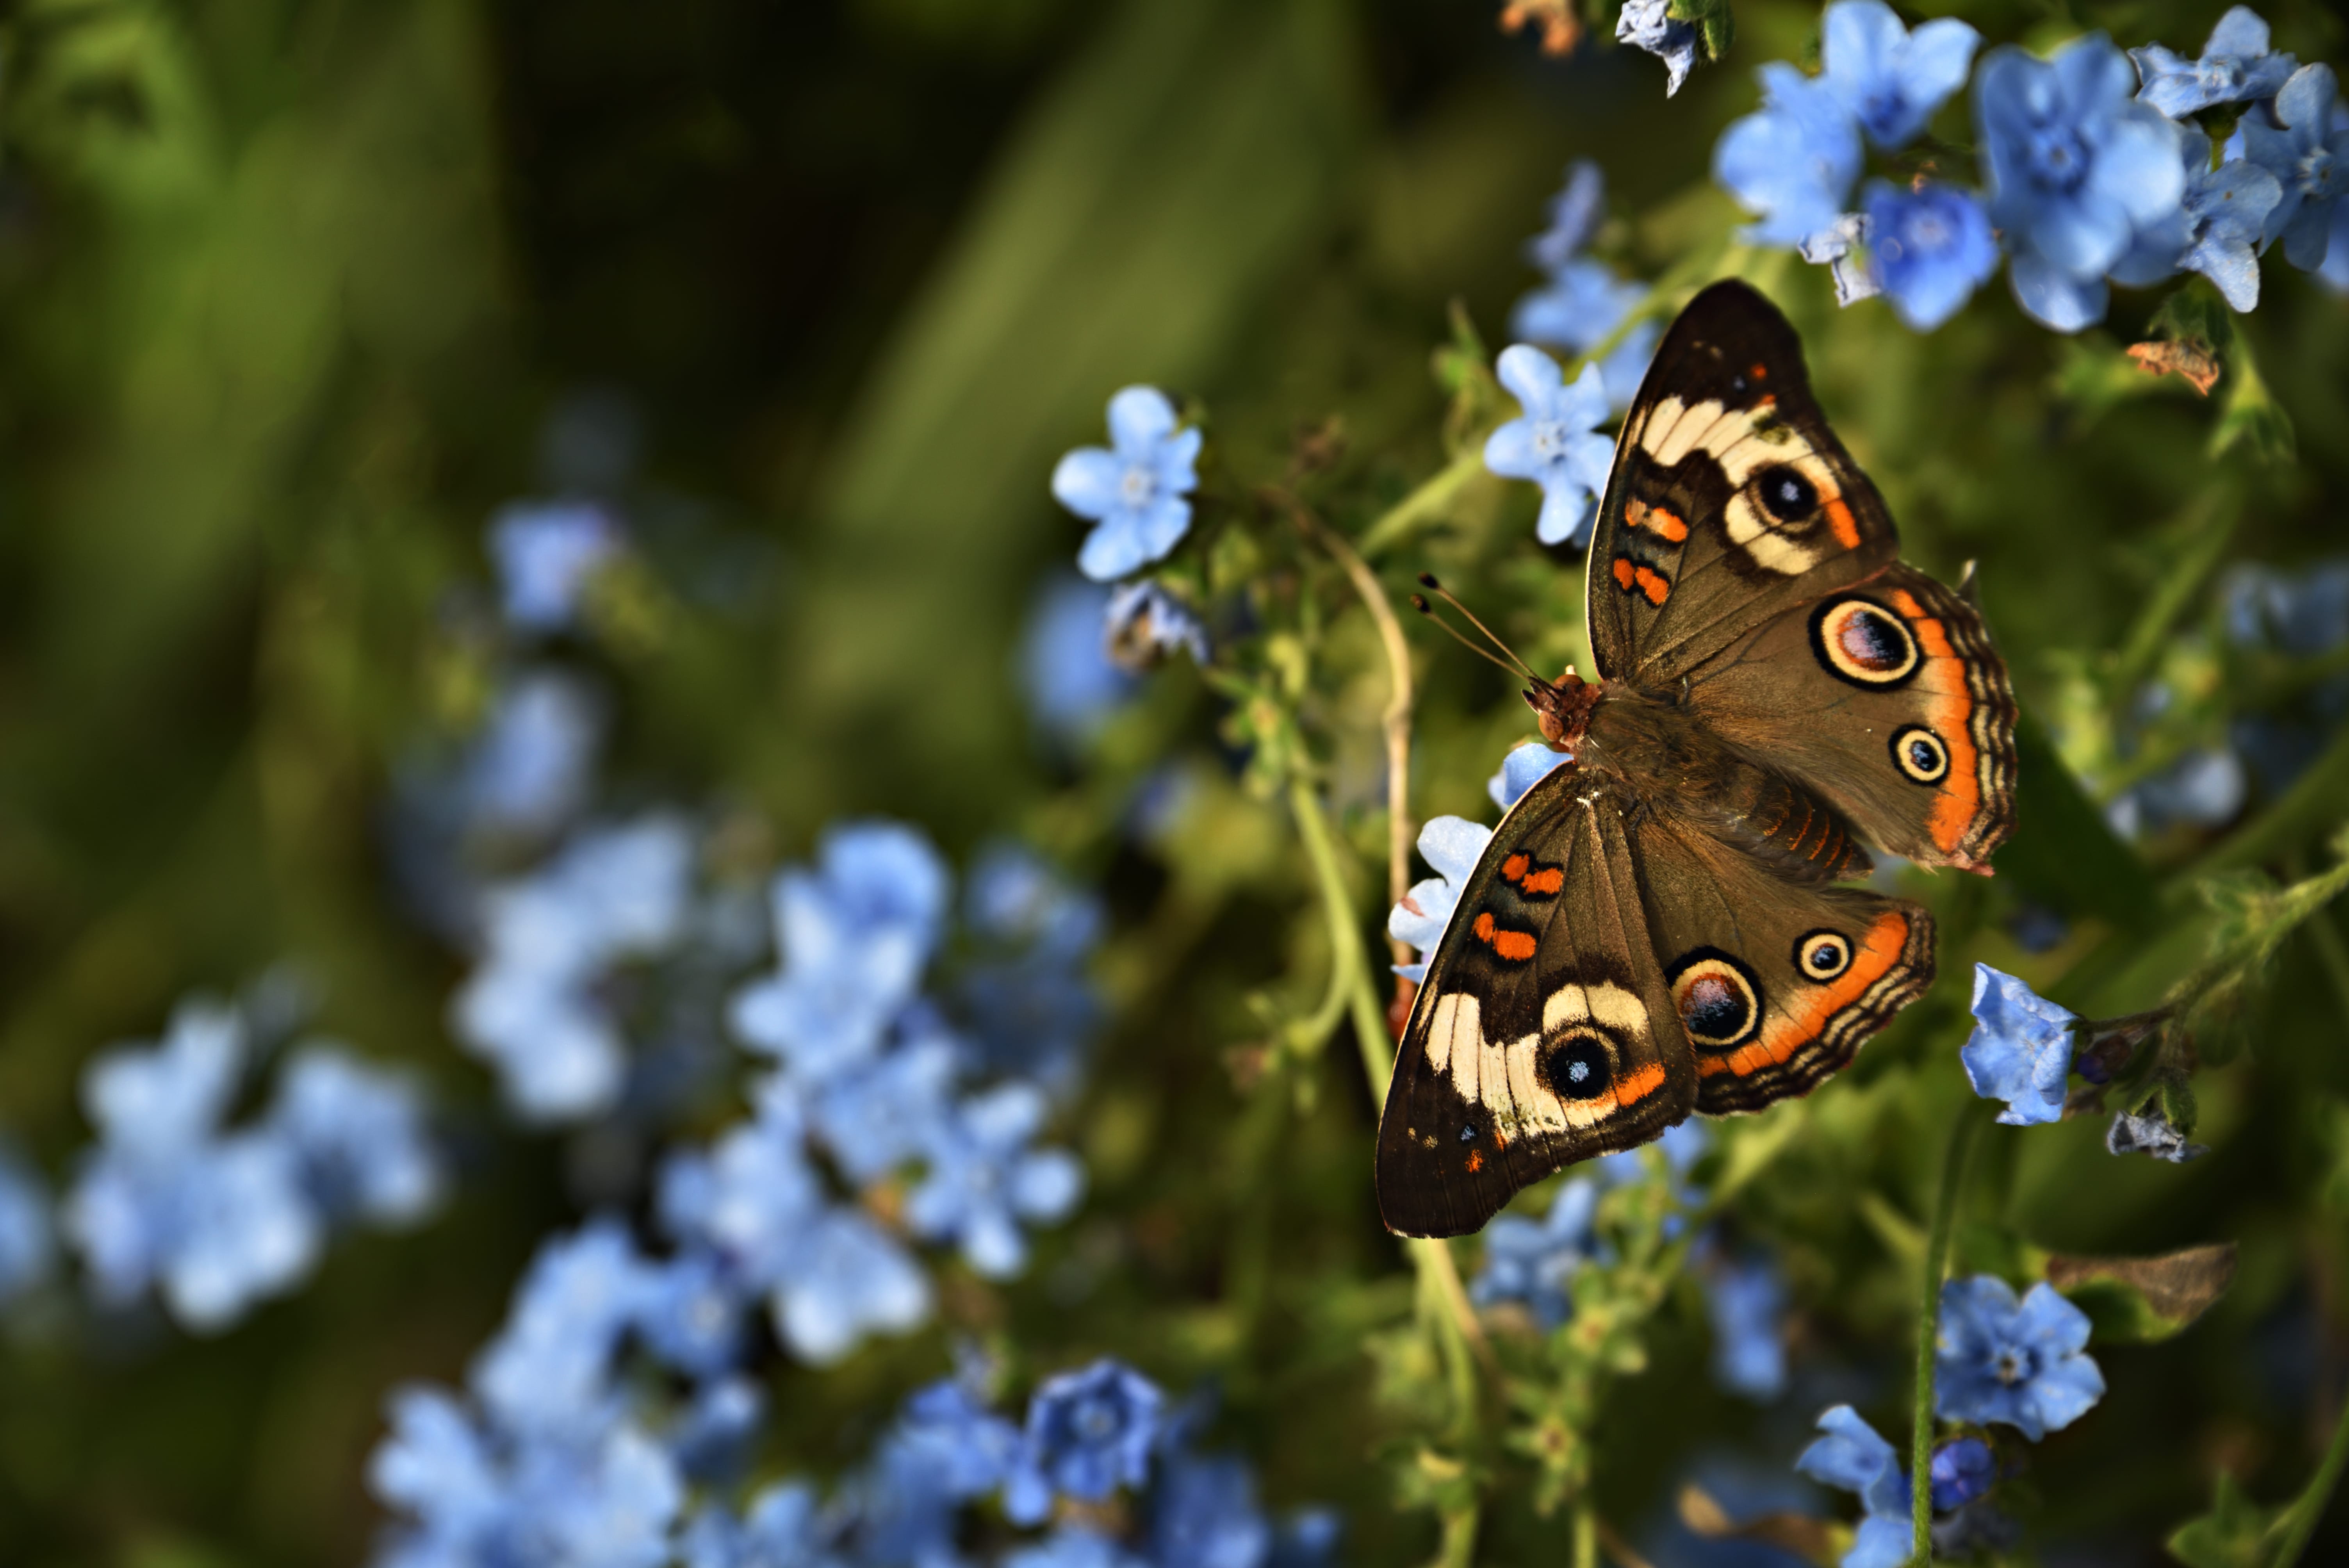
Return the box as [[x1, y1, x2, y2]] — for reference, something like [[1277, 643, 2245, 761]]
[[1626, 802, 1935, 1115], [1376, 763, 1695, 1239], [1587, 280, 1902, 685], [1682, 562, 2019, 871]]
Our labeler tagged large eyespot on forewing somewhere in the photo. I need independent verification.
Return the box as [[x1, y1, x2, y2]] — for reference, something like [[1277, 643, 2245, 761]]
[[1538, 1027, 1616, 1102], [1666, 947, 1764, 1051], [1809, 596, 1920, 689]]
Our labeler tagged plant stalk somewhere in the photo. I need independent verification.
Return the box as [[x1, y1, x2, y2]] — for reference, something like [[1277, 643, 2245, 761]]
[[1911, 1104, 1987, 1566]]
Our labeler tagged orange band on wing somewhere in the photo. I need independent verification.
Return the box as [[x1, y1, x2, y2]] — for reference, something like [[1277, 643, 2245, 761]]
[[1612, 556, 1637, 591], [1889, 588, 1984, 854], [1519, 866, 1564, 895], [1823, 496, 1860, 549], [1634, 566, 1672, 605], [1471, 911, 1538, 963], [1695, 911, 1910, 1078], [1614, 1061, 1667, 1104]]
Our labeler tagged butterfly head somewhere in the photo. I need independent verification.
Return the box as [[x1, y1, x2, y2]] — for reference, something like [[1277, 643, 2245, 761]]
[[1525, 666, 1599, 748]]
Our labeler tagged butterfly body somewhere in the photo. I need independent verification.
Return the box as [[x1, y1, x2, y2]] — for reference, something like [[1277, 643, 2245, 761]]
[[1376, 282, 2017, 1239]]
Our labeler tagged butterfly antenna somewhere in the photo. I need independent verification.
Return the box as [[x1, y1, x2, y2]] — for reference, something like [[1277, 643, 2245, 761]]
[[1413, 573, 1544, 684], [1408, 593, 1529, 680]]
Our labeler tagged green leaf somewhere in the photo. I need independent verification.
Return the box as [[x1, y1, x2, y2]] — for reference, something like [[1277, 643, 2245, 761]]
[[1666, 0, 1735, 64], [2167, 1472, 2279, 1568], [2210, 339, 2295, 464], [2047, 1243, 2237, 1345], [1996, 707, 2163, 932]]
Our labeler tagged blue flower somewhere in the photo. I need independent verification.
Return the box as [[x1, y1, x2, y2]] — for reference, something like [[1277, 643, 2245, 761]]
[[1715, 63, 1864, 249], [2132, 6, 2297, 119], [1595, 1114, 1709, 1191], [527, 1422, 686, 1568], [370, 1385, 508, 1550], [961, 845, 1106, 1087], [62, 1004, 326, 1331], [1388, 816, 1493, 983], [731, 820, 950, 1084], [465, 670, 606, 838], [1483, 346, 1615, 547], [904, 1080, 1086, 1279], [1935, 1276, 2105, 1440], [772, 1208, 932, 1365], [808, 1028, 961, 1187], [1510, 264, 1658, 417], [1976, 34, 2188, 331], [669, 1375, 767, 1483], [683, 1480, 843, 1568], [488, 501, 627, 634], [658, 1085, 825, 1284], [1469, 1177, 1598, 1329], [1005, 1358, 1165, 1525], [2107, 1107, 2209, 1162], [1526, 160, 1606, 271], [634, 1251, 751, 1379], [1005, 1529, 1147, 1568], [470, 1220, 649, 1435], [1700, 1245, 1788, 1401], [1021, 575, 1135, 739], [1928, 1436, 1996, 1512], [1615, 0, 1698, 96], [1861, 182, 2001, 330], [267, 1044, 444, 1227], [2113, 744, 2248, 836], [1821, 0, 1980, 150], [1052, 387, 1201, 583], [2322, 188, 2349, 291], [1151, 1453, 1272, 1568], [1795, 1405, 1911, 1568], [1959, 965, 2078, 1126], [452, 815, 696, 1123], [880, 1377, 1024, 1502], [1487, 741, 1569, 812], [1107, 581, 1210, 668], [0, 1143, 53, 1307], [2113, 128, 2283, 310], [2237, 64, 2349, 270]]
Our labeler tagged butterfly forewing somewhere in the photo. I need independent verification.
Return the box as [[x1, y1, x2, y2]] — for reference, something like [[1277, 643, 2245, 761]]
[[1376, 763, 1695, 1238]]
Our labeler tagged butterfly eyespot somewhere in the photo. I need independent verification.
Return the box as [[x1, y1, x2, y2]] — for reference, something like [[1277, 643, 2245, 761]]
[[1809, 598, 1921, 689], [1795, 929, 1853, 981], [1753, 463, 1818, 521], [1666, 948, 1764, 1049], [1891, 725, 1950, 784], [1538, 1028, 1616, 1102]]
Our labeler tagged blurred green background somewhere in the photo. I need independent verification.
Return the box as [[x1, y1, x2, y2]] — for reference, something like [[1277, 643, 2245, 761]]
[[5, 0, 2349, 1561]]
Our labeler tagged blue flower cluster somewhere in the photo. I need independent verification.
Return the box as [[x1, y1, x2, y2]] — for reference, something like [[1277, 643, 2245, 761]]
[[1716, 3, 2345, 332], [488, 501, 628, 636], [1798, 1276, 2099, 1567], [48, 999, 443, 1333], [638, 822, 1095, 1365], [373, 1329, 1338, 1568], [1509, 162, 1659, 416]]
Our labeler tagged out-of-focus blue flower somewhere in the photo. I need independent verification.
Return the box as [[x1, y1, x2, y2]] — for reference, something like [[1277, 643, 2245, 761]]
[[2323, 191, 2349, 291], [1152, 1452, 1272, 1568], [1615, 0, 1698, 96], [371, 1385, 508, 1553], [1005, 1528, 1146, 1568], [669, 1375, 766, 1483], [0, 1143, 53, 1307], [1388, 816, 1494, 983], [2132, 6, 2297, 119], [1861, 182, 2001, 330], [683, 1480, 843, 1568], [961, 845, 1106, 1089], [1469, 1177, 1599, 1329], [658, 1085, 825, 1283], [2115, 745, 2248, 836], [453, 815, 696, 1123], [1005, 1359, 1165, 1525], [465, 670, 605, 839], [1053, 387, 1201, 583], [1821, 0, 1979, 150], [905, 1080, 1086, 1279], [2238, 64, 2349, 270], [1959, 965, 2078, 1126], [1484, 345, 1615, 548], [1488, 742, 1570, 812], [634, 1250, 750, 1380], [2228, 560, 2349, 655], [1022, 576, 1135, 739], [2113, 128, 2283, 310], [267, 1044, 444, 1227], [1935, 1276, 2105, 1440], [1715, 63, 1864, 249], [1795, 1405, 1911, 1568], [1107, 581, 1209, 668], [63, 1004, 326, 1332], [1700, 1246, 1788, 1401], [809, 1031, 962, 1186], [1510, 264, 1659, 417], [471, 1220, 649, 1435], [1595, 1114, 1709, 1192], [489, 501, 626, 634], [1928, 1437, 1996, 1512], [1977, 35, 2187, 331], [1527, 160, 1606, 271], [1268, 1510, 1342, 1568], [774, 1209, 931, 1366], [880, 1377, 1024, 1502], [2107, 1107, 2209, 1162], [731, 820, 949, 1084]]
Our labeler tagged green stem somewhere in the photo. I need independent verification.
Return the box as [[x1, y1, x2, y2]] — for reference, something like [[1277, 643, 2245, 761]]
[[1571, 1499, 1595, 1568], [2271, 1367, 2349, 1564], [1911, 1105, 1988, 1566], [1287, 780, 1387, 1094], [1356, 445, 1487, 560], [1436, 1503, 1481, 1568]]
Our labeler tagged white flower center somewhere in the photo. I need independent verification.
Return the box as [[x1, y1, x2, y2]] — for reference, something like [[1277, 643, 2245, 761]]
[[1119, 463, 1158, 508], [1531, 419, 1570, 462]]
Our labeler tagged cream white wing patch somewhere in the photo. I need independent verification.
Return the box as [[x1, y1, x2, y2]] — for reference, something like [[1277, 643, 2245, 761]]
[[1419, 988, 1666, 1140], [1631, 392, 1860, 579]]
